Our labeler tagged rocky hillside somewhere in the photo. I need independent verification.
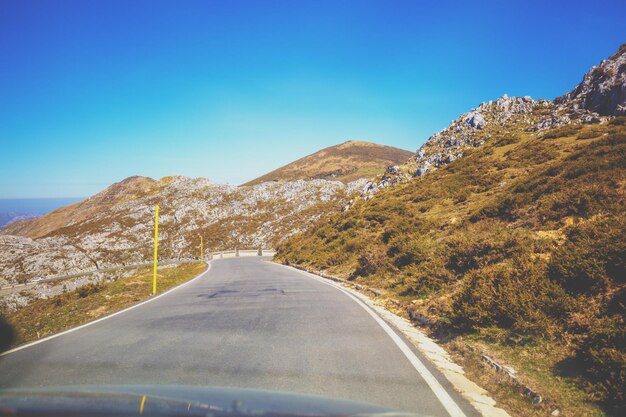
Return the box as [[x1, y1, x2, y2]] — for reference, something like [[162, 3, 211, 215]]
[[277, 45, 626, 416], [243, 140, 413, 186], [278, 117, 626, 416], [0, 175, 370, 285], [366, 44, 625, 194], [555, 43, 626, 116]]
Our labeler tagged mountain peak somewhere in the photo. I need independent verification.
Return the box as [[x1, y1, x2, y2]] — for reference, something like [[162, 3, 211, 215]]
[[243, 141, 413, 186]]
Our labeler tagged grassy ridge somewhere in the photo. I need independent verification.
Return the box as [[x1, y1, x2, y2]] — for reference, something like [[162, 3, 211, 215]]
[[3, 262, 207, 347], [244, 140, 413, 185], [277, 119, 626, 416]]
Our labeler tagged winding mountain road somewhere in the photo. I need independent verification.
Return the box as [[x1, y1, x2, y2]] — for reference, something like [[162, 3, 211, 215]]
[[0, 257, 479, 416]]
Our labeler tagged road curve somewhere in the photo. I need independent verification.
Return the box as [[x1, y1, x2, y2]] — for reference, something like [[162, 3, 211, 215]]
[[0, 257, 478, 416]]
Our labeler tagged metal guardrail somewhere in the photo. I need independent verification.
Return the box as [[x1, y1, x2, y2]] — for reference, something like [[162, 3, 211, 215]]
[[0, 249, 276, 292], [209, 249, 276, 259]]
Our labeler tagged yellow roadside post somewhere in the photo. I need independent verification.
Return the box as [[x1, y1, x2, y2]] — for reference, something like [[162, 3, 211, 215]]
[[152, 205, 159, 295], [200, 235, 203, 264]]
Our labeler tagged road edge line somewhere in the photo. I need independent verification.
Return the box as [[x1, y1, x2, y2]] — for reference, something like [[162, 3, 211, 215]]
[[276, 262, 512, 417], [280, 264, 467, 417], [1, 262, 213, 357]]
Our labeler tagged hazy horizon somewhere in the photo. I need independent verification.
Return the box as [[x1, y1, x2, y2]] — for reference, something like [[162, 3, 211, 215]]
[[0, 197, 84, 210], [0, 197, 84, 227]]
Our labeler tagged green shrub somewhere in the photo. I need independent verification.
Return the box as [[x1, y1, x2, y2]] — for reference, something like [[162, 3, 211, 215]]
[[353, 245, 389, 277], [76, 282, 105, 298], [388, 235, 438, 268], [575, 313, 626, 405], [493, 134, 522, 147], [452, 259, 568, 337], [445, 221, 533, 273], [470, 196, 520, 222], [576, 127, 603, 140], [540, 125, 582, 140], [548, 216, 625, 295], [608, 116, 626, 127], [400, 260, 454, 298]]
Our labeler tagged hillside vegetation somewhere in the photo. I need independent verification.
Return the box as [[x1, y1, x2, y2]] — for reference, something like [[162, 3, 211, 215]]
[[3, 262, 206, 347], [277, 118, 625, 415], [243, 140, 413, 185]]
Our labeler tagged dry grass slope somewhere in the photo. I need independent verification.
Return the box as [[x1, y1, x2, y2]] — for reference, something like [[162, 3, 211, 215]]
[[243, 140, 413, 185], [3, 262, 206, 347], [1, 176, 158, 239], [276, 118, 626, 417]]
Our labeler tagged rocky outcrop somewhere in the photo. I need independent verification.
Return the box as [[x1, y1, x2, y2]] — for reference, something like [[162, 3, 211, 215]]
[[0, 176, 369, 285], [366, 44, 625, 194], [366, 94, 571, 193], [0, 235, 96, 286], [556, 43, 626, 116], [408, 94, 556, 178]]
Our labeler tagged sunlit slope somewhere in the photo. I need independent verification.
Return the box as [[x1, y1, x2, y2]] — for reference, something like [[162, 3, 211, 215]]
[[0, 176, 367, 284], [366, 44, 626, 193], [243, 140, 413, 186], [277, 118, 626, 411], [1, 139, 410, 284], [1, 176, 157, 240]]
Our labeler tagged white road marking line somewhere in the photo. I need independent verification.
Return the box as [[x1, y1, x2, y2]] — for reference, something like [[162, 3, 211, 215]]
[[281, 264, 468, 417], [1, 262, 213, 357]]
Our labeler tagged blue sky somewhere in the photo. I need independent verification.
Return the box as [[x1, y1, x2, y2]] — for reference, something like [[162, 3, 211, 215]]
[[1, 0, 625, 198]]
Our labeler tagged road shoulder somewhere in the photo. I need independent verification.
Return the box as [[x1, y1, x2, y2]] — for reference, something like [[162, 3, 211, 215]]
[[1, 262, 211, 357], [275, 262, 512, 417]]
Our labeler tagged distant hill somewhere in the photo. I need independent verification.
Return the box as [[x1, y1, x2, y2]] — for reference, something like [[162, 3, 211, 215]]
[[0, 198, 82, 229], [1, 179, 155, 239], [1, 140, 411, 283], [243, 140, 413, 186], [0, 212, 39, 228], [0, 175, 370, 284]]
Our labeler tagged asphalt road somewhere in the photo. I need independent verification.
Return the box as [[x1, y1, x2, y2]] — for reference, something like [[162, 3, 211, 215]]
[[0, 257, 478, 416]]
